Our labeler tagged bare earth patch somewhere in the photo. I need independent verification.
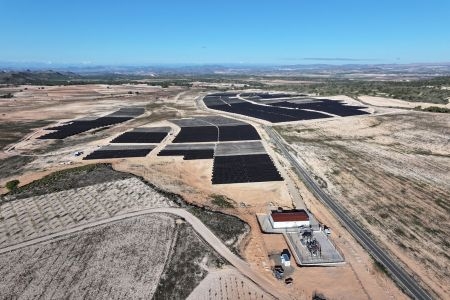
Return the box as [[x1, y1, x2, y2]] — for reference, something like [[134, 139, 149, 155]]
[[187, 267, 274, 300], [359, 95, 450, 109]]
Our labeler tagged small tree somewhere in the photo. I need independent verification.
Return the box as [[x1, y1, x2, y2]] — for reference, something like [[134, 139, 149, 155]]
[[6, 179, 20, 191]]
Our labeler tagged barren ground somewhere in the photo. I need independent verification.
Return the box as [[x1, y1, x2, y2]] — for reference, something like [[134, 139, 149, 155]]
[[276, 111, 450, 298], [359, 95, 450, 109], [187, 267, 274, 300]]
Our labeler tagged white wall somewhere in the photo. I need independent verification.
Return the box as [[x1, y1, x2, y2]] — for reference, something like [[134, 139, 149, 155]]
[[270, 217, 310, 228]]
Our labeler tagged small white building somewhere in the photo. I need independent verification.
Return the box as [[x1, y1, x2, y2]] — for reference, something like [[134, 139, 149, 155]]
[[269, 209, 310, 229], [281, 253, 291, 267]]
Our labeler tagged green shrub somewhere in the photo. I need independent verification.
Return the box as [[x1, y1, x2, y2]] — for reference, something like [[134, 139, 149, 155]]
[[210, 194, 235, 208], [5, 179, 20, 191]]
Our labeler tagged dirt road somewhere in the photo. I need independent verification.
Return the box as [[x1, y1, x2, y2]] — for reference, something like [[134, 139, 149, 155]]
[[0, 207, 286, 300]]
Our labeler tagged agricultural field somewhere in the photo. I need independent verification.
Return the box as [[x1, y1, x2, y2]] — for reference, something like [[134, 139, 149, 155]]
[[0, 163, 250, 299], [0, 177, 175, 247], [187, 267, 274, 300], [0, 213, 225, 299], [276, 111, 450, 298]]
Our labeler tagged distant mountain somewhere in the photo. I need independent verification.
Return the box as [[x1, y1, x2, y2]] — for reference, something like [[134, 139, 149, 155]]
[[0, 70, 81, 85], [1, 62, 450, 83]]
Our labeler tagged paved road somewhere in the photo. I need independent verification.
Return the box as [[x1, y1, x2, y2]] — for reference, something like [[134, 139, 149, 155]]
[[0, 207, 286, 300], [265, 126, 432, 300]]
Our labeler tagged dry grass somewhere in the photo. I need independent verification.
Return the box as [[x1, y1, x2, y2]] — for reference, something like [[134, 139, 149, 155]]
[[276, 111, 450, 298]]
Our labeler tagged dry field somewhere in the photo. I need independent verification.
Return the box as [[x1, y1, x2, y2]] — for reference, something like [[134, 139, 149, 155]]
[[0, 214, 176, 299], [0, 212, 227, 299], [276, 111, 450, 298], [0, 177, 175, 247], [359, 95, 450, 109], [187, 267, 274, 300]]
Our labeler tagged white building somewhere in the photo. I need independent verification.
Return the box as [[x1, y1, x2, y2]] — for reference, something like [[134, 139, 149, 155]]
[[281, 253, 291, 267], [269, 209, 310, 229]]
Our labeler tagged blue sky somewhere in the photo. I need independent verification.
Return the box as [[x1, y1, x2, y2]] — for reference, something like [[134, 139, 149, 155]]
[[1, 0, 449, 65]]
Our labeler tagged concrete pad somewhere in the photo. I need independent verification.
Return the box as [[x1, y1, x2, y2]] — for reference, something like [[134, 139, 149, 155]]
[[214, 141, 266, 156]]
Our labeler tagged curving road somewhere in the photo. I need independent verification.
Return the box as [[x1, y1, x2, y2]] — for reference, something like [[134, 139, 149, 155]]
[[0, 207, 286, 300], [265, 126, 432, 300]]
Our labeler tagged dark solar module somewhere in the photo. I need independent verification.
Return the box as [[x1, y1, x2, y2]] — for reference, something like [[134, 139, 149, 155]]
[[172, 126, 218, 143], [209, 103, 330, 123], [270, 100, 369, 117], [83, 148, 153, 160], [240, 93, 293, 99], [39, 107, 144, 139], [212, 154, 283, 184], [39, 117, 133, 139], [204, 93, 369, 123], [218, 125, 261, 141], [111, 131, 168, 143], [158, 149, 214, 160]]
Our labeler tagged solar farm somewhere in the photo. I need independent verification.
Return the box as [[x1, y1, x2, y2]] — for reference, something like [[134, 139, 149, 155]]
[[75, 113, 282, 185], [158, 143, 215, 160], [81, 126, 169, 160], [45, 93, 371, 184], [155, 116, 283, 184], [2, 81, 432, 300], [110, 127, 170, 143], [39, 107, 145, 139], [83, 144, 156, 160], [203, 93, 370, 123], [170, 116, 261, 143]]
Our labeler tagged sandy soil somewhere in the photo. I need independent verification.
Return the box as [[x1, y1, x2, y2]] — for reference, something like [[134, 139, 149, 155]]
[[359, 95, 450, 108], [187, 266, 275, 300], [277, 111, 450, 298]]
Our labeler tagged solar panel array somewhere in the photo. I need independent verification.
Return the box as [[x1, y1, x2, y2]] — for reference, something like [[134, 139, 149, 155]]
[[83, 145, 155, 160], [171, 117, 261, 143], [158, 149, 215, 160], [157, 143, 216, 160], [111, 127, 170, 143], [270, 100, 369, 117], [172, 126, 218, 143], [212, 154, 283, 184], [39, 107, 145, 139], [203, 93, 369, 123]]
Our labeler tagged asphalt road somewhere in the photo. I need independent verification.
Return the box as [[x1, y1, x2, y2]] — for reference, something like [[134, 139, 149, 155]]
[[265, 126, 432, 300]]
